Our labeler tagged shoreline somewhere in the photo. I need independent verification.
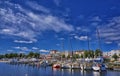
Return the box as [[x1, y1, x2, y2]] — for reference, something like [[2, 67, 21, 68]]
[[0, 60, 9, 63]]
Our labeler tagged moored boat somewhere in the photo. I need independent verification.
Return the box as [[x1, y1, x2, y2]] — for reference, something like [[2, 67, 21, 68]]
[[53, 64, 61, 68], [92, 57, 106, 71]]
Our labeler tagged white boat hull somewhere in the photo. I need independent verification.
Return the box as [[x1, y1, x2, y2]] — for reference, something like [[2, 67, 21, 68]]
[[92, 65, 106, 71]]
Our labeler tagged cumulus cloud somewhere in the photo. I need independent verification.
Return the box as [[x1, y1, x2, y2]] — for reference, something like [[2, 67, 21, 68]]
[[14, 40, 35, 44], [14, 46, 40, 53], [14, 46, 29, 51], [32, 47, 39, 50], [39, 49, 49, 53], [0, 1, 74, 43], [7, 50, 13, 52], [74, 35, 88, 41]]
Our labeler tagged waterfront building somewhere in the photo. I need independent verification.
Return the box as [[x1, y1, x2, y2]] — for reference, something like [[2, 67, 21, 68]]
[[103, 50, 120, 57], [74, 50, 84, 56]]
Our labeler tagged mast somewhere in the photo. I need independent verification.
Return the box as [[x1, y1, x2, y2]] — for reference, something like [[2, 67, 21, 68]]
[[69, 38, 73, 57], [68, 37, 73, 62], [87, 33, 90, 51], [61, 39, 64, 62], [87, 33, 90, 58], [61, 39, 64, 51], [96, 27, 102, 57], [96, 28, 101, 51]]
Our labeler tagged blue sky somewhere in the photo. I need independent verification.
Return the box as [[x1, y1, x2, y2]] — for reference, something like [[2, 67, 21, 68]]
[[0, 0, 120, 54]]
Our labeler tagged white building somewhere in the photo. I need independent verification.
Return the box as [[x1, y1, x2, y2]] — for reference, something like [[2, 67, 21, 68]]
[[103, 50, 120, 57]]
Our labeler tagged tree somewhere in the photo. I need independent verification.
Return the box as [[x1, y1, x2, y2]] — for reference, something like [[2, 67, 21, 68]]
[[62, 54, 65, 58], [34, 53, 40, 58], [27, 52, 40, 58], [112, 54, 119, 61], [67, 55, 70, 59], [19, 53, 26, 58], [75, 54, 80, 58], [95, 49, 102, 57], [84, 51, 89, 58], [89, 50, 94, 58], [80, 54, 84, 58], [72, 54, 79, 59], [27, 52, 34, 58]]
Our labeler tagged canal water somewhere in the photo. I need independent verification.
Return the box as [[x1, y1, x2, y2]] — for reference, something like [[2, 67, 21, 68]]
[[0, 63, 120, 76]]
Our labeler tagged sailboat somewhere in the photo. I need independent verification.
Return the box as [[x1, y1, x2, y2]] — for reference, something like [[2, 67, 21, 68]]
[[80, 33, 92, 70], [92, 57, 106, 71], [92, 28, 106, 71]]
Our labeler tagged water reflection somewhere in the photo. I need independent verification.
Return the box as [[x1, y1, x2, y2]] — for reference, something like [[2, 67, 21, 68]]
[[93, 71, 107, 76], [0, 63, 120, 76]]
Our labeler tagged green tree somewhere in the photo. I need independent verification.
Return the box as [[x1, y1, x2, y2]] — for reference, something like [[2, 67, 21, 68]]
[[112, 54, 119, 61], [19, 53, 26, 58], [84, 51, 89, 58], [67, 55, 70, 59], [80, 54, 84, 58], [95, 49, 102, 57], [72, 54, 79, 59], [62, 54, 65, 58], [89, 50, 94, 58], [75, 54, 80, 58], [34, 53, 40, 58], [27, 52, 34, 57], [27, 52, 40, 58]]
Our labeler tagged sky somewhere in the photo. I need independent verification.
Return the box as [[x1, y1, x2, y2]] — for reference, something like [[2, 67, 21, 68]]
[[0, 0, 120, 54]]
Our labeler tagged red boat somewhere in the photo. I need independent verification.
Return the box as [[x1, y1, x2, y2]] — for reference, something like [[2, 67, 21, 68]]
[[53, 64, 61, 68]]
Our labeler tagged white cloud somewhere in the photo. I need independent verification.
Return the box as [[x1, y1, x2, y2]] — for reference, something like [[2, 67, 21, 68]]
[[39, 49, 49, 53], [32, 47, 39, 50], [54, 0, 61, 6], [2, 29, 12, 32], [76, 27, 81, 31], [14, 46, 29, 51], [90, 16, 102, 22], [105, 41, 112, 44], [0, 1, 74, 43], [18, 51, 26, 54], [56, 44, 60, 46], [26, 1, 50, 13], [99, 16, 120, 44], [118, 43, 120, 46], [74, 35, 88, 41], [14, 40, 35, 44], [59, 38, 65, 40], [7, 50, 13, 52]]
